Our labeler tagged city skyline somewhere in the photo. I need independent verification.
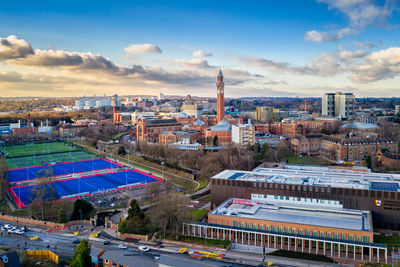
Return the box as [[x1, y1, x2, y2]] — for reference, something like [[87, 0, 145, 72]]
[[1, 0, 400, 98]]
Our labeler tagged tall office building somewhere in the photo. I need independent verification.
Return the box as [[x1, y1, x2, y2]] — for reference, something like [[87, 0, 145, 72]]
[[322, 92, 354, 120], [216, 70, 225, 123]]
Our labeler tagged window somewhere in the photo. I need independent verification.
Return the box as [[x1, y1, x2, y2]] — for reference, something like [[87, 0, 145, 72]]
[[305, 230, 310, 236], [326, 233, 332, 239], [240, 223, 244, 228], [271, 226, 276, 232], [312, 231, 317, 237], [258, 224, 263, 230], [341, 233, 347, 240], [265, 225, 270, 231], [253, 224, 257, 230], [291, 228, 296, 234], [334, 233, 339, 240], [234, 221, 238, 227], [274, 195, 278, 199], [363, 236, 370, 243], [278, 227, 283, 233], [285, 227, 289, 233], [246, 223, 251, 229], [349, 235, 354, 241], [319, 232, 324, 238], [298, 230, 303, 235], [356, 236, 362, 242]]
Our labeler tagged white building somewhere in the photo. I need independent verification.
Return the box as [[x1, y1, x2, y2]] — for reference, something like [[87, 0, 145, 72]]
[[75, 95, 122, 110], [232, 123, 255, 146], [322, 92, 354, 120]]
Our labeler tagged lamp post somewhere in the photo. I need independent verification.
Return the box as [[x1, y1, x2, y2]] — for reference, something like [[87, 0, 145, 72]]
[[161, 161, 164, 180], [79, 209, 83, 227]]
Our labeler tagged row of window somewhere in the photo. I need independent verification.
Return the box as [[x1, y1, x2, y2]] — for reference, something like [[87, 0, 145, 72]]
[[214, 179, 400, 200], [232, 221, 370, 243]]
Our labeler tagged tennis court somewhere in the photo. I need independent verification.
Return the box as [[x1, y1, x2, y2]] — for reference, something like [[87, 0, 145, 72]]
[[7, 158, 123, 183], [2, 142, 79, 158], [6, 151, 99, 169], [9, 169, 161, 208]]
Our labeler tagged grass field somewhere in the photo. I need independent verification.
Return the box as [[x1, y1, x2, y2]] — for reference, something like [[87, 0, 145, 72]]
[[6, 151, 99, 169], [286, 154, 330, 166], [2, 142, 79, 158]]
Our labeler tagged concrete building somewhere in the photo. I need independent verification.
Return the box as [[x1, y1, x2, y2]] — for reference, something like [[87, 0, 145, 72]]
[[395, 105, 400, 115], [322, 92, 355, 120], [232, 123, 255, 146], [184, 197, 388, 263], [255, 107, 273, 122], [210, 164, 400, 230], [75, 95, 122, 110], [181, 103, 203, 118], [59, 124, 88, 137]]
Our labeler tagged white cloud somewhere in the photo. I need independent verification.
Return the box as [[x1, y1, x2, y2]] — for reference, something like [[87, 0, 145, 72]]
[[350, 47, 400, 82], [124, 43, 162, 55], [192, 50, 213, 58], [304, 27, 357, 42], [0, 35, 34, 60], [317, 0, 395, 26]]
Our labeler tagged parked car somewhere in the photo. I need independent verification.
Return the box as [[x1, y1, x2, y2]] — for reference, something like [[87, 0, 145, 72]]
[[15, 230, 24, 235], [118, 244, 128, 249], [103, 240, 111, 245], [138, 246, 150, 252]]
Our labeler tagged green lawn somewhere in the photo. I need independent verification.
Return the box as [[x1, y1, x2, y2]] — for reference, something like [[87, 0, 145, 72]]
[[3, 142, 79, 158], [190, 209, 208, 221], [286, 154, 329, 166]]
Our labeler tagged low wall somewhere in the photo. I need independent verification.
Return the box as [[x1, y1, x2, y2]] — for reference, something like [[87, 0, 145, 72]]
[[119, 233, 150, 241], [0, 214, 91, 230]]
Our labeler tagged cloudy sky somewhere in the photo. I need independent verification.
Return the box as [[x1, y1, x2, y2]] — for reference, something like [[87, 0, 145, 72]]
[[0, 0, 400, 97]]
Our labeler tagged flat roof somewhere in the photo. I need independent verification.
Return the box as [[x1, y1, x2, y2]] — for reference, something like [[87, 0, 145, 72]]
[[212, 165, 400, 191], [212, 198, 372, 232]]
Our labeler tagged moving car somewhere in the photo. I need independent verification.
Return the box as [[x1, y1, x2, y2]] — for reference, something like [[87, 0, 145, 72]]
[[138, 246, 150, 252], [72, 239, 81, 244], [30, 236, 38, 241], [103, 240, 111, 245], [15, 230, 24, 235], [118, 244, 128, 249]]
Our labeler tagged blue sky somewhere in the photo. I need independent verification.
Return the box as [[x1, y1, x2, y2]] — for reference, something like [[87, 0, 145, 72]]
[[0, 0, 399, 97]]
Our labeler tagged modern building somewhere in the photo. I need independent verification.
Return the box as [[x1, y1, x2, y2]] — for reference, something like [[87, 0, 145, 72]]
[[322, 92, 355, 120], [395, 105, 400, 115], [216, 70, 225, 123], [232, 123, 255, 146], [182, 103, 203, 118], [184, 197, 388, 263], [210, 164, 400, 230], [75, 95, 122, 110], [255, 107, 273, 122]]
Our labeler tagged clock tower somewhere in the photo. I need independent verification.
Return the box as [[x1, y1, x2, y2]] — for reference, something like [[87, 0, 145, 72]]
[[216, 69, 225, 123]]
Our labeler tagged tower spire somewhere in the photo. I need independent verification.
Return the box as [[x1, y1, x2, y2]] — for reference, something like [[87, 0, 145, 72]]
[[216, 70, 225, 123]]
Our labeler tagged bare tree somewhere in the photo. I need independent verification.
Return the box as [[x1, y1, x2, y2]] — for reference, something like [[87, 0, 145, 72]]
[[149, 192, 190, 238]]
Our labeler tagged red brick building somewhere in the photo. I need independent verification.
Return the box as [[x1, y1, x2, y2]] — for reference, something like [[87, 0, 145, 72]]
[[59, 124, 88, 137], [136, 118, 181, 143]]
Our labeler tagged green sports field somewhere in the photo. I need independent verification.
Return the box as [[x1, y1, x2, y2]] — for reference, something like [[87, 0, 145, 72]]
[[6, 150, 100, 169], [2, 142, 79, 158]]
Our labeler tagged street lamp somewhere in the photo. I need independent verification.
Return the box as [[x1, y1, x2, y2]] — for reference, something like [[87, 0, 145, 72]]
[[79, 209, 83, 227], [161, 161, 164, 180]]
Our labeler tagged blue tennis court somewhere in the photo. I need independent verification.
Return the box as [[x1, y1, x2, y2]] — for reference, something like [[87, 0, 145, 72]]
[[7, 158, 123, 183], [9, 169, 161, 207]]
